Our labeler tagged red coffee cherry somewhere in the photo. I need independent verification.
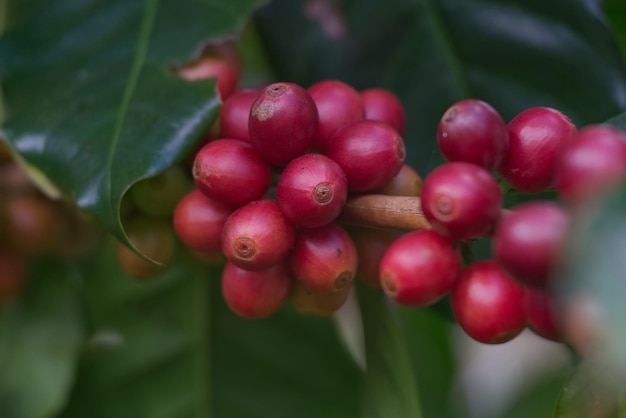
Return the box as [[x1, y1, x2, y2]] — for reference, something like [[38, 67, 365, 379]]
[[326, 120, 405, 193], [0, 247, 28, 302], [290, 223, 357, 292], [525, 287, 563, 342], [308, 80, 364, 152], [221, 261, 292, 319], [249, 82, 318, 165], [451, 260, 526, 344], [361, 88, 406, 135], [222, 200, 295, 271], [437, 99, 508, 170], [117, 217, 177, 280], [350, 226, 402, 289], [498, 107, 576, 193], [277, 153, 347, 228], [219, 89, 259, 142], [493, 201, 569, 287], [173, 189, 231, 254], [555, 124, 626, 204], [421, 162, 502, 240], [289, 280, 352, 316], [379, 229, 461, 306], [192, 139, 271, 208]]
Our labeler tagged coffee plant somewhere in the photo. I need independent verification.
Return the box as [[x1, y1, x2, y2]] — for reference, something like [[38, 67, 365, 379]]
[[2, 1, 626, 417]]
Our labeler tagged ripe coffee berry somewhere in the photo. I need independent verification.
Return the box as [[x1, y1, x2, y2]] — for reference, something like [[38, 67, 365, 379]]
[[451, 260, 526, 344], [173, 189, 231, 254], [249, 82, 319, 165], [219, 89, 259, 142], [361, 88, 406, 134], [555, 124, 626, 204], [326, 120, 405, 193], [379, 229, 461, 306], [493, 201, 569, 287], [525, 287, 563, 342], [221, 261, 292, 319], [222, 200, 295, 271], [192, 139, 271, 208], [498, 107, 576, 193], [277, 153, 347, 228], [421, 162, 502, 240], [437, 99, 508, 170], [290, 223, 357, 292], [308, 80, 364, 152], [289, 280, 352, 316]]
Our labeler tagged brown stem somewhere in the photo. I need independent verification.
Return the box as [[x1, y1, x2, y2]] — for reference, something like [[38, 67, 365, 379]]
[[339, 194, 431, 231]]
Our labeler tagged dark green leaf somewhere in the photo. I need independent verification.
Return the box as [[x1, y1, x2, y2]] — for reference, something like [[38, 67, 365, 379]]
[[605, 0, 626, 62], [0, 260, 84, 418], [256, 0, 626, 174], [0, 0, 263, 247], [60, 241, 363, 418]]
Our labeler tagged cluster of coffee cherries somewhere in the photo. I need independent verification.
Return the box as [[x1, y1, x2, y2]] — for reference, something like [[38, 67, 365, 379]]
[[379, 98, 626, 345], [172, 77, 414, 319], [0, 142, 101, 302]]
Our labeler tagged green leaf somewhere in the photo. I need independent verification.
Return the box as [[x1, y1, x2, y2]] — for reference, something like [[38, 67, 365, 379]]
[[605, 0, 626, 62], [255, 0, 626, 174], [0, 0, 263, 246], [0, 260, 84, 418], [60, 242, 363, 418]]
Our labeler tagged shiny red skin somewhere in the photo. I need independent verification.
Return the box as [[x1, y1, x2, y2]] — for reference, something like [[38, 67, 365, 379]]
[[173, 189, 231, 253], [361, 88, 406, 135], [277, 154, 348, 228], [0, 247, 27, 302], [192, 139, 271, 209], [222, 200, 295, 271], [221, 261, 292, 319], [525, 287, 563, 342], [493, 201, 569, 287], [421, 162, 502, 240], [498, 107, 576, 193], [290, 223, 358, 292], [555, 124, 626, 203], [451, 260, 526, 344], [219, 90, 259, 142], [326, 120, 405, 193], [249, 82, 319, 165], [437, 99, 508, 170], [379, 230, 461, 306], [308, 80, 365, 151]]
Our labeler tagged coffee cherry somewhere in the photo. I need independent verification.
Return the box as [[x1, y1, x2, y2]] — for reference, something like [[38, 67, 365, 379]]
[[451, 260, 526, 344], [221, 261, 292, 319], [361, 88, 406, 134], [555, 124, 626, 204], [379, 229, 460, 306], [222, 200, 295, 271], [437, 99, 508, 170], [290, 223, 357, 292], [289, 280, 352, 316], [493, 201, 569, 287], [277, 154, 347, 228], [326, 120, 405, 193], [176, 42, 241, 100], [192, 139, 271, 208], [498, 107, 576, 193], [308, 80, 364, 151], [117, 217, 177, 279], [0, 247, 27, 302], [373, 164, 423, 196], [350, 226, 402, 289], [129, 166, 192, 219], [525, 287, 563, 342], [421, 162, 502, 240], [249, 82, 319, 165], [219, 89, 258, 142], [173, 189, 231, 255]]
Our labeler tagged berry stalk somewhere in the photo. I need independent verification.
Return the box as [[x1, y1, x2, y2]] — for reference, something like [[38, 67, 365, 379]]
[[339, 194, 431, 231]]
